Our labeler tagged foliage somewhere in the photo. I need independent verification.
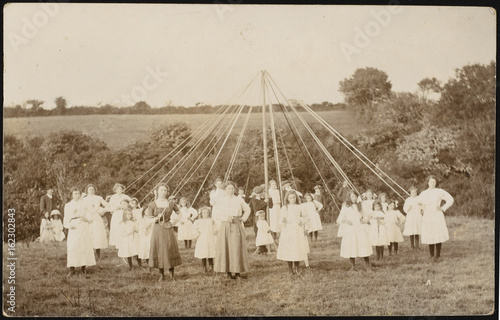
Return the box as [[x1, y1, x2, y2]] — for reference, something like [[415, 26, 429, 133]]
[[339, 67, 392, 121]]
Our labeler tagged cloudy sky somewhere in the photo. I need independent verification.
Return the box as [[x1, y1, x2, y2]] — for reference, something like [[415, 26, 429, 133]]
[[4, 4, 496, 109]]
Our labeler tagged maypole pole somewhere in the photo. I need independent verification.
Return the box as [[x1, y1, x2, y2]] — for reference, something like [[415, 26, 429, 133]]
[[261, 70, 270, 222]]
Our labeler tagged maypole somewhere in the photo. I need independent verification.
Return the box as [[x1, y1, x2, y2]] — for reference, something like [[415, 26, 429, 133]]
[[261, 70, 270, 222]]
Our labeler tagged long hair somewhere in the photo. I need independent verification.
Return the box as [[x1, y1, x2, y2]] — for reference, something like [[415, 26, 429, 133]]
[[179, 197, 191, 208], [122, 208, 134, 223], [344, 191, 361, 211], [284, 190, 299, 206], [198, 206, 212, 218]]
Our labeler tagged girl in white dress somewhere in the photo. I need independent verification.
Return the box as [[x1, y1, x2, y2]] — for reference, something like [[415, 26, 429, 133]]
[[385, 200, 406, 255], [40, 211, 55, 243], [108, 183, 131, 247], [177, 197, 199, 249], [129, 198, 145, 267], [209, 178, 225, 229], [336, 191, 373, 271], [277, 191, 310, 275], [255, 210, 277, 254], [418, 175, 454, 261], [193, 206, 218, 274], [81, 184, 109, 260], [301, 193, 323, 243], [403, 186, 423, 250], [268, 180, 282, 236], [370, 200, 388, 261], [109, 199, 130, 248], [379, 193, 389, 212], [64, 187, 96, 277], [361, 190, 378, 249], [118, 208, 139, 270], [50, 210, 65, 242]]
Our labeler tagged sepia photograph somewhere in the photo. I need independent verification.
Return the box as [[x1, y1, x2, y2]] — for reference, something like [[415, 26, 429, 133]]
[[3, 2, 496, 317]]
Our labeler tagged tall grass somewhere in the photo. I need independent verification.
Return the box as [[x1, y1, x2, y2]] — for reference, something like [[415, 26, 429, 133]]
[[6, 216, 494, 316]]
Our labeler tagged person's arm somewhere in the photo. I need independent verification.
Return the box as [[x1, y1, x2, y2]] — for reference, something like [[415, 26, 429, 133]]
[[439, 189, 454, 213], [63, 203, 72, 229], [240, 198, 251, 222], [40, 196, 46, 215], [313, 200, 323, 212], [190, 208, 198, 222]]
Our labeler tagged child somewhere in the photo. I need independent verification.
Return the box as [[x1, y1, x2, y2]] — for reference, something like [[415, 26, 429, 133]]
[[130, 198, 143, 261], [209, 178, 225, 229], [336, 191, 373, 271], [268, 180, 282, 237], [255, 210, 277, 254], [360, 189, 377, 249], [177, 197, 198, 249], [277, 191, 310, 275], [118, 208, 139, 270], [385, 200, 406, 255], [81, 184, 109, 260], [109, 199, 130, 248], [370, 201, 389, 261], [40, 211, 55, 243], [301, 193, 323, 242], [379, 193, 389, 212], [403, 186, 423, 250], [248, 185, 273, 239], [237, 187, 246, 201], [193, 206, 217, 274], [138, 207, 156, 267], [50, 210, 65, 242]]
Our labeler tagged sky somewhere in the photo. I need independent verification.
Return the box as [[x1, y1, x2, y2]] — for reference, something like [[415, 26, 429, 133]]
[[3, 4, 496, 109]]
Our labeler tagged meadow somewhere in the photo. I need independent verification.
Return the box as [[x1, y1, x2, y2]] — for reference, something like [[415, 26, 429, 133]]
[[3, 110, 364, 150], [5, 216, 495, 317]]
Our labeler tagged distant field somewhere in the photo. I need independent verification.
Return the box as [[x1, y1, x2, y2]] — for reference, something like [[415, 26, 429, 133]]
[[3, 110, 364, 150]]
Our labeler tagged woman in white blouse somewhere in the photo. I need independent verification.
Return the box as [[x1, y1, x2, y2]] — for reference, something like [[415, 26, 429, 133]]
[[418, 175, 454, 261], [212, 181, 251, 281]]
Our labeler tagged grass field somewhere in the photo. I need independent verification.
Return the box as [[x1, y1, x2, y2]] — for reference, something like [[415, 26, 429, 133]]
[[3, 110, 364, 150], [4, 216, 495, 317]]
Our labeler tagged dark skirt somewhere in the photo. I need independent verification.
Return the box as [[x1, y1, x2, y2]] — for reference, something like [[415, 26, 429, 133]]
[[148, 224, 182, 269], [214, 221, 250, 273]]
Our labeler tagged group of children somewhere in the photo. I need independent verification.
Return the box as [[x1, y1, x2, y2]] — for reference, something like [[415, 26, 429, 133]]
[[39, 210, 66, 243], [336, 184, 438, 271], [50, 176, 452, 278]]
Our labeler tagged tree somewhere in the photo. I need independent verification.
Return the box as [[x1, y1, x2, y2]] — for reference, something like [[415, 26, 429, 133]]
[[339, 67, 392, 120], [433, 61, 495, 125], [54, 96, 67, 115], [417, 77, 441, 101], [26, 99, 44, 112]]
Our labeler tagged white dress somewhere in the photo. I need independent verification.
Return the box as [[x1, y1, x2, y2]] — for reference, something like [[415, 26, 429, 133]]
[[385, 209, 405, 243], [177, 207, 198, 241], [403, 196, 423, 235], [418, 188, 454, 244], [108, 193, 131, 247], [118, 220, 139, 258], [256, 219, 275, 246], [193, 218, 217, 259], [277, 204, 310, 261], [138, 215, 156, 260], [40, 218, 55, 243], [369, 210, 389, 246], [268, 188, 282, 233], [360, 200, 377, 244], [64, 199, 96, 267], [210, 188, 225, 229], [336, 204, 373, 259], [301, 200, 323, 233], [81, 195, 108, 249], [51, 219, 65, 241], [109, 209, 124, 248]]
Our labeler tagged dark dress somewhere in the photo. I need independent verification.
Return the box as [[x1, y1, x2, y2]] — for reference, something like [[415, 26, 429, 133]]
[[148, 200, 182, 269]]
